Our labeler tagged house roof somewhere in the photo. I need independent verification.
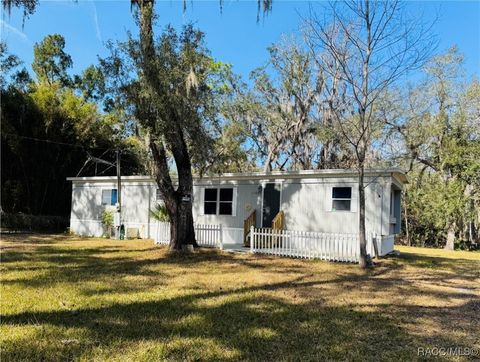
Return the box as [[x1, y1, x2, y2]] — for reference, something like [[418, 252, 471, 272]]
[[67, 168, 408, 184]]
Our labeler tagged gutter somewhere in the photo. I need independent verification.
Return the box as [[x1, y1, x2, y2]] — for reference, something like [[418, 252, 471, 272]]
[[67, 168, 407, 183]]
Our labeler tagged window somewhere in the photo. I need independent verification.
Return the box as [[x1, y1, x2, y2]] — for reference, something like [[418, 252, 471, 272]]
[[102, 189, 118, 206], [219, 188, 233, 215], [203, 187, 234, 215], [204, 188, 218, 215], [332, 187, 351, 211]]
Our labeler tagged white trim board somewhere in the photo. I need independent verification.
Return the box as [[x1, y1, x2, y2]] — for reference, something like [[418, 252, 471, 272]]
[[68, 168, 407, 184]]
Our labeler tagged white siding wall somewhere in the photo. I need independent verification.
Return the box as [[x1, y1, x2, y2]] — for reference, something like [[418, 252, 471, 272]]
[[70, 181, 156, 238], [280, 176, 390, 235], [192, 181, 260, 228], [70, 175, 396, 239]]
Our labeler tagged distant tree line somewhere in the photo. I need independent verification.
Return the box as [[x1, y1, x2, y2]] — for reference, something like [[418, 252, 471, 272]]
[[0, 37, 144, 217], [1, 0, 478, 252]]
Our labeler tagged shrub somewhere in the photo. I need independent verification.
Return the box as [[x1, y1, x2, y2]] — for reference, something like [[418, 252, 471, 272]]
[[150, 204, 170, 222], [101, 210, 114, 238]]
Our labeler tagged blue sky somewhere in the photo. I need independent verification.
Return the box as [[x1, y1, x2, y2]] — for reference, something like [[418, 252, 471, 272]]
[[1, 0, 479, 82]]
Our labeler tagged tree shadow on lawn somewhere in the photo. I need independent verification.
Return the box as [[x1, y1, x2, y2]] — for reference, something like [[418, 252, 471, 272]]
[[0, 241, 281, 289], [3, 283, 475, 361], [392, 250, 480, 273], [2, 238, 478, 306], [0, 248, 168, 290], [2, 236, 479, 360], [0, 233, 71, 244]]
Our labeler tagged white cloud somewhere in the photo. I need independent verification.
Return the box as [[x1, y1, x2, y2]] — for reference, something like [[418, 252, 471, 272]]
[[0, 19, 30, 43], [89, 0, 102, 42]]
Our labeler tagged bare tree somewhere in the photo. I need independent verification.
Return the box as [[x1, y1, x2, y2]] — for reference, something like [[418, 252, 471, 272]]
[[235, 37, 325, 172], [381, 47, 480, 250], [304, 0, 435, 267]]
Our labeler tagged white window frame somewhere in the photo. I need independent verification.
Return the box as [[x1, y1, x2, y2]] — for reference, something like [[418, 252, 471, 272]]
[[330, 186, 354, 212], [101, 189, 118, 206], [201, 186, 237, 216]]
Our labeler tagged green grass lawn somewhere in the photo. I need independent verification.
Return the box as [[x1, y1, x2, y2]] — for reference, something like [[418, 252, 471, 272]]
[[1, 234, 479, 361]]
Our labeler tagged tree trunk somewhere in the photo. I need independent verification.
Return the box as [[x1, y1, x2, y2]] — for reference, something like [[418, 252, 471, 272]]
[[138, 1, 197, 251], [167, 128, 197, 250], [445, 221, 456, 250], [150, 140, 197, 251], [358, 163, 369, 268], [169, 198, 196, 251], [160, 193, 196, 251], [170, 138, 197, 251], [358, 0, 371, 269], [263, 147, 275, 172]]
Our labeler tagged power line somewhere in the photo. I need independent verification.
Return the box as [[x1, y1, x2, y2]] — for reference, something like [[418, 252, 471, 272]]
[[2, 133, 112, 150]]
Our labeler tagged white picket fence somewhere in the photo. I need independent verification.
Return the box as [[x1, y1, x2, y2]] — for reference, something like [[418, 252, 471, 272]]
[[250, 227, 381, 263], [153, 222, 222, 249], [154, 222, 171, 245], [195, 224, 223, 248], [153, 221, 394, 263]]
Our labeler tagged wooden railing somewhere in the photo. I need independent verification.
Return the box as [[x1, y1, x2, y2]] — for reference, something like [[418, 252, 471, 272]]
[[243, 210, 256, 246], [272, 210, 285, 230]]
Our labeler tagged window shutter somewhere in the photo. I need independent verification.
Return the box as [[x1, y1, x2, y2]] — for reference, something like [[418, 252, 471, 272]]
[[232, 187, 237, 217], [199, 187, 205, 215], [325, 185, 333, 211], [111, 189, 118, 205], [351, 186, 358, 212]]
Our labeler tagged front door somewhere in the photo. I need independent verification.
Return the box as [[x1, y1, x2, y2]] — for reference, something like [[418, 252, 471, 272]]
[[262, 183, 281, 228]]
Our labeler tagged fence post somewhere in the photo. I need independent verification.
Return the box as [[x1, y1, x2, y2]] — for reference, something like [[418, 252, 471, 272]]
[[250, 225, 254, 253], [219, 224, 223, 250]]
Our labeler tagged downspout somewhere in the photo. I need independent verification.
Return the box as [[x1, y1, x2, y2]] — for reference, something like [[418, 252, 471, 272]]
[[147, 181, 151, 238], [375, 182, 384, 257], [378, 183, 383, 237]]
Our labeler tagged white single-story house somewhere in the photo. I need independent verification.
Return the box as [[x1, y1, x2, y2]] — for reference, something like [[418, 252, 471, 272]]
[[68, 168, 406, 260]]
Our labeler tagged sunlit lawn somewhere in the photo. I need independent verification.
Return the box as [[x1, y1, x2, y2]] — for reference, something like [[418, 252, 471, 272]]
[[1, 234, 479, 361]]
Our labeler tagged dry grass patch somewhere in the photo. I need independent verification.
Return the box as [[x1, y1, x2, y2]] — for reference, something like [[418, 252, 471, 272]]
[[1, 234, 479, 361]]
